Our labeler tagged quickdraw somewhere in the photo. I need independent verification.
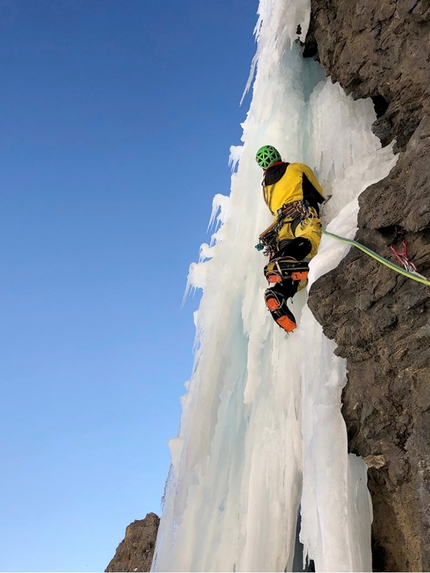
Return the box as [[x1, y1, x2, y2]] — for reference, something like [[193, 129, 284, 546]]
[[389, 226, 418, 274], [255, 200, 311, 255]]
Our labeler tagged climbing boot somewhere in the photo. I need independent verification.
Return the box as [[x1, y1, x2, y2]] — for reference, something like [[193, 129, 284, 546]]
[[264, 287, 297, 333]]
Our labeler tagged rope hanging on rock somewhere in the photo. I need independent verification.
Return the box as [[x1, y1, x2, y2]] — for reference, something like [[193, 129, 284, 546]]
[[322, 229, 430, 289]]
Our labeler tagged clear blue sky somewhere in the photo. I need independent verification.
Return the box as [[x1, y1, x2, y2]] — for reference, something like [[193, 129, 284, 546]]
[[0, 1, 257, 571]]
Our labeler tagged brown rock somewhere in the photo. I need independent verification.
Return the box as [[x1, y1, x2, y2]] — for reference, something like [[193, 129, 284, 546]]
[[105, 513, 160, 572], [305, 1, 430, 571]]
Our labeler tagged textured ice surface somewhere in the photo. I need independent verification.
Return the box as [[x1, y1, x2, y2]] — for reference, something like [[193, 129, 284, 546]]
[[152, 1, 398, 571]]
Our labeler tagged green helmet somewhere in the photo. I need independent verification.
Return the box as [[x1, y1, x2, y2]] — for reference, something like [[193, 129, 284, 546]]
[[255, 145, 281, 169]]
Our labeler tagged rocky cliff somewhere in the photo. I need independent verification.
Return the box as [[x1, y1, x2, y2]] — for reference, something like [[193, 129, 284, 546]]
[[105, 513, 159, 572], [305, 1, 430, 571]]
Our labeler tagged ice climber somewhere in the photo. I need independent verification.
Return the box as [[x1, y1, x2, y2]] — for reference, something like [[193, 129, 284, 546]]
[[255, 145, 325, 333]]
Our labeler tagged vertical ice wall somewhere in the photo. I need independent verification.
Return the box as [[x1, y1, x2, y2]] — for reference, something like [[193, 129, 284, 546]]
[[152, 1, 398, 571]]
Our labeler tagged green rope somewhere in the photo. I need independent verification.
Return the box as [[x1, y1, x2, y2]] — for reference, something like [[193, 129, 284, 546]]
[[322, 229, 430, 287]]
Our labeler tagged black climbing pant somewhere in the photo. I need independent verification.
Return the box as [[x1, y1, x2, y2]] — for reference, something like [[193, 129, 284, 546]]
[[264, 237, 312, 333]]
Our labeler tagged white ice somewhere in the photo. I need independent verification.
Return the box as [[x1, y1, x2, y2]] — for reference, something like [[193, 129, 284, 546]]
[[152, 0, 398, 571]]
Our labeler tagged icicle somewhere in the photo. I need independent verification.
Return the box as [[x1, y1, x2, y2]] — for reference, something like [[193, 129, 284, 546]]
[[153, 0, 398, 571]]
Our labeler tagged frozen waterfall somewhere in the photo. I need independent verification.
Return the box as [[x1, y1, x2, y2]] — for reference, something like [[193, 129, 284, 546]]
[[152, 0, 398, 571]]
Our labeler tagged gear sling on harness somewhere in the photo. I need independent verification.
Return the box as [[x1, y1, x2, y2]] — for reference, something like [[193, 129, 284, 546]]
[[256, 200, 313, 285]]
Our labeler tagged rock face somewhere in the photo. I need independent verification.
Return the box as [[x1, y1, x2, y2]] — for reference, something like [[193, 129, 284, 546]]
[[105, 513, 160, 573], [305, 1, 430, 571]]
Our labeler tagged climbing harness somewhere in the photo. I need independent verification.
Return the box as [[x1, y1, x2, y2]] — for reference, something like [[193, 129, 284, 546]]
[[256, 200, 312, 255], [322, 229, 430, 289]]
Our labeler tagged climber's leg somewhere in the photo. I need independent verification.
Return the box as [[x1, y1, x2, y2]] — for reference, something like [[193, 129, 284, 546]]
[[264, 280, 299, 333], [274, 237, 312, 261]]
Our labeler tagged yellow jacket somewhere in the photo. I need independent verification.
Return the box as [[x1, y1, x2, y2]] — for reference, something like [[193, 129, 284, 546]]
[[262, 162, 325, 258]]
